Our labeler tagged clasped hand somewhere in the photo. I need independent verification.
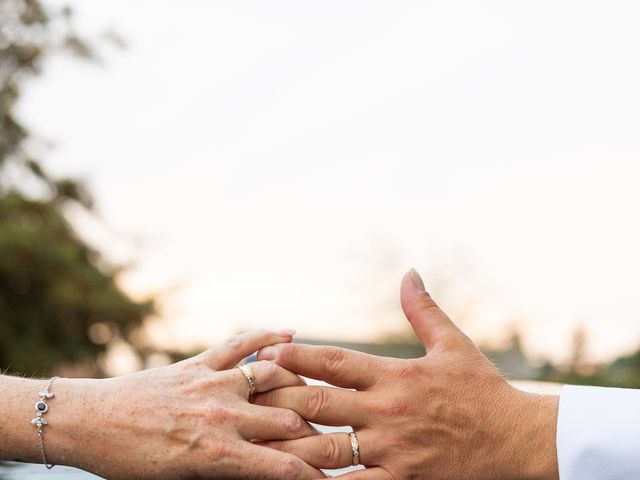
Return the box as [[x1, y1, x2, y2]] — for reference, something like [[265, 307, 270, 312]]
[[39, 270, 558, 480], [254, 270, 558, 480]]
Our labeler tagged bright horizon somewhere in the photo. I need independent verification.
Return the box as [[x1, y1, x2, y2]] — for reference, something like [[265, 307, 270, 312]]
[[17, 0, 640, 366]]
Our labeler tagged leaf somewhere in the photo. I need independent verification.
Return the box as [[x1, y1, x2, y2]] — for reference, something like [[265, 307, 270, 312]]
[[64, 35, 94, 60], [54, 178, 94, 209], [25, 159, 47, 180]]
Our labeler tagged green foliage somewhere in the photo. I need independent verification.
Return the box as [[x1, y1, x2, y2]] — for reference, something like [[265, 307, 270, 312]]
[[1, 0, 94, 190], [0, 192, 153, 375], [537, 350, 640, 389], [481, 331, 640, 388], [0, 1, 152, 375]]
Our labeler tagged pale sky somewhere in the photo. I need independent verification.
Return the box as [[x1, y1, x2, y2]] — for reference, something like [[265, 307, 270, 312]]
[[18, 0, 640, 364]]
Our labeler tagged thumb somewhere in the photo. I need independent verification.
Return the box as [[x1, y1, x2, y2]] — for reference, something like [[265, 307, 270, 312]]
[[400, 268, 458, 350]]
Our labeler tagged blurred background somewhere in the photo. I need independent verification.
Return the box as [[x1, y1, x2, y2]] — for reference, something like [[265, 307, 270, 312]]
[[4, 1, 640, 476], [3, 0, 640, 432]]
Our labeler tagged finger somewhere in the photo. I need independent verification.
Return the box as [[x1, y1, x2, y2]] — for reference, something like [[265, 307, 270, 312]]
[[202, 329, 296, 370], [237, 404, 318, 441], [333, 467, 392, 480], [232, 443, 327, 479], [254, 386, 368, 427], [400, 269, 459, 351], [231, 360, 306, 399], [258, 343, 380, 389], [264, 430, 379, 469]]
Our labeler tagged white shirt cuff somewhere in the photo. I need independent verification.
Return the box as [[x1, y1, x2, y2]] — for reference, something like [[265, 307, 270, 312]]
[[557, 384, 640, 480]]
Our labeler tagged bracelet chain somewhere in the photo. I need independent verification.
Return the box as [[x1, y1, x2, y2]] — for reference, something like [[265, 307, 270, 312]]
[[31, 376, 59, 469]]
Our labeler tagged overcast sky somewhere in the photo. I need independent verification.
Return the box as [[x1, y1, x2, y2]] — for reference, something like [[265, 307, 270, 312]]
[[18, 0, 640, 364]]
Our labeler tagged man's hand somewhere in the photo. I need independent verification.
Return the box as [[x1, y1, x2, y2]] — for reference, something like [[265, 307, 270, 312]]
[[256, 270, 559, 480]]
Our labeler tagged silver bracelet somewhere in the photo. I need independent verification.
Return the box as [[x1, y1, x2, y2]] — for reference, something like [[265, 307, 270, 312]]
[[31, 376, 59, 469]]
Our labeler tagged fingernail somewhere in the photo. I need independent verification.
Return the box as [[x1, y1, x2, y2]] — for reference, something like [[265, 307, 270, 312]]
[[276, 328, 296, 337], [260, 346, 279, 360], [408, 268, 426, 292]]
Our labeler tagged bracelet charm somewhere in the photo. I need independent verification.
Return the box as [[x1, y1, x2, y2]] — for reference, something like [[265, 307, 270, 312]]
[[30, 377, 59, 469]]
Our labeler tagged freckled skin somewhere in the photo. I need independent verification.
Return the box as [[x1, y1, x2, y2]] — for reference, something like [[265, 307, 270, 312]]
[[0, 330, 325, 480]]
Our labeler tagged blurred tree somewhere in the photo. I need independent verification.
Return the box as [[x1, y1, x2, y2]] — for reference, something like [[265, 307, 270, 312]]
[[0, 0, 152, 375], [569, 326, 590, 375], [1, 0, 96, 201], [0, 193, 153, 375]]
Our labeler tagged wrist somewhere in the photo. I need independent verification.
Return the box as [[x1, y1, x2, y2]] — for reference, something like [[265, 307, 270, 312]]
[[0, 376, 102, 469], [43, 377, 105, 470], [510, 392, 560, 480]]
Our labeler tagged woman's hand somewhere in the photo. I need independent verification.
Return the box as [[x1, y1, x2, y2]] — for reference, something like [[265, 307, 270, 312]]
[[255, 271, 559, 480], [46, 329, 325, 479]]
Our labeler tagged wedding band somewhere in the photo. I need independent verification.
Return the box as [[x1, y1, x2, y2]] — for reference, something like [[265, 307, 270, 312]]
[[237, 364, 257, 397], [349, 431, 360, 466]]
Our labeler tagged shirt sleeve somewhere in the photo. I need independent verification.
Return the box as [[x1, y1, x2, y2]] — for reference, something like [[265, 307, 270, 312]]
[[557, 384, 640, 480]]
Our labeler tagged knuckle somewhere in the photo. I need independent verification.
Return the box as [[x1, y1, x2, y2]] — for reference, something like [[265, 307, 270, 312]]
[[256, 359, 278, 377], [387, 361, 419, 380], [225, 335, 242, 351], [252, 328, 270, 341], [209, 440, 236, 459], [378, 397, 412, 418], [198, 348, 221, 370], [320, 435, 342, 464], [319, 347, 345, 376], [305, 388, 328, 418], [205, 403, 234, 423], [275, 343, 295, 364], [182, 355, 204, 369], [281, 410, 306, 435], [275, 455, 302, 478]]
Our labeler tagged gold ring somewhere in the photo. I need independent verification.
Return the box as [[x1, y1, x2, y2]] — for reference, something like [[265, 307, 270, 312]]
[[349, 431, 360, 466], [237, 364, 257, 397]]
